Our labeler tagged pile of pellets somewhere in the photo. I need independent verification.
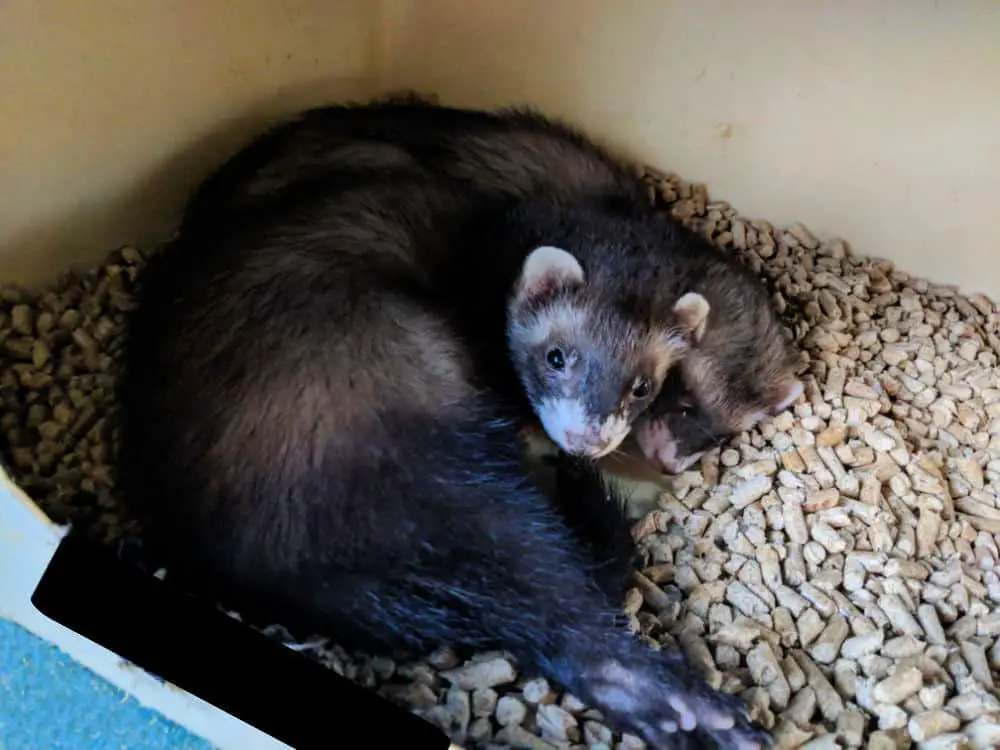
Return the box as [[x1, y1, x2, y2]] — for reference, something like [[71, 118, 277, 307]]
[[2, 167, 999, 750]]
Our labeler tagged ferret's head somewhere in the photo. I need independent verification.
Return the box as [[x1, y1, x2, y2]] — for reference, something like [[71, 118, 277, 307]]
[[507, 245, 710, 459], [634, 366, 803, 473], [634, 269, 804, 473]]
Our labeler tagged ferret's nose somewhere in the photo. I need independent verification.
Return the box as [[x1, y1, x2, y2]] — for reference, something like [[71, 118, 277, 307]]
[[563, 430, 610, 457]]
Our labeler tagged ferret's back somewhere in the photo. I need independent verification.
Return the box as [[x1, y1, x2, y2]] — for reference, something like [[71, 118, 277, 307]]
[[118, 176, 490, 594], [182, 94, 643, 228]]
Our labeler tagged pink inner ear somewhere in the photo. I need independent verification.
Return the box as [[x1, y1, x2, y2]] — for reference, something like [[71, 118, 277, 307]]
[[771, 377, 804, 414], [516, 246, 585, 304], [519, 272, 574, 304], [733, 380, 804, 433]]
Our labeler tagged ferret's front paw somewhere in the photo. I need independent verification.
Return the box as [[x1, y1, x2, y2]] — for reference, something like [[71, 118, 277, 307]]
[[586, 651, 771, 750]]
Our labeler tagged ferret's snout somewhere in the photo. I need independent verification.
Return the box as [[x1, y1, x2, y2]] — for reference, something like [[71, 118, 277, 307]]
[[562, 428, 612, 457], [538, 398, 620, 458]]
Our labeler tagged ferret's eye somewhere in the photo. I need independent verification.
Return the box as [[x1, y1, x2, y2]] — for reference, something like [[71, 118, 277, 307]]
[[631, 376, 651, 400], [546, 347, 566, 371]]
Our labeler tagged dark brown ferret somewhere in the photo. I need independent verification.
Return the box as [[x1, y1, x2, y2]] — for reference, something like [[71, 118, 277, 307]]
[[119, 171, 768, 749], [180, 92, 803, 474], [179, 90, 644, 230]]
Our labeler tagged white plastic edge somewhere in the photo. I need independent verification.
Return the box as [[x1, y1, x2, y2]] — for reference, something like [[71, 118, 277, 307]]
[[0, 465, 291, 750]]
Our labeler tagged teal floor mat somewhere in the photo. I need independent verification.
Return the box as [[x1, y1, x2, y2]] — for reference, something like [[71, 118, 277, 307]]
[[0, 617, 213, 750]]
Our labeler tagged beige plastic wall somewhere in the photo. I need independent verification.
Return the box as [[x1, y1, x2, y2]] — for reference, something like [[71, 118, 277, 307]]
[[0, 0, 378, 288], [3, 0, 999, 297]]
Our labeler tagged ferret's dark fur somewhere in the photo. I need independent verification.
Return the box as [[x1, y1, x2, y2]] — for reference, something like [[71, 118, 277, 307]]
[[178, 92, 802, 475], [120, 173, 770, 749], [180, 91, 643, 231]]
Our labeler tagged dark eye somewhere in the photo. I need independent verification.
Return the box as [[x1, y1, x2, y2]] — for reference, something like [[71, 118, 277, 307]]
[[631, 376, 651, 400], [546, 347, 566, 371]]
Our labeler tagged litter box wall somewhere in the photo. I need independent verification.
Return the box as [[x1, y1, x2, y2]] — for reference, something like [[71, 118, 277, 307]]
[[3, 0, 998, 296], [0, 0, 379, 289], [380, 0, 1000, 300]]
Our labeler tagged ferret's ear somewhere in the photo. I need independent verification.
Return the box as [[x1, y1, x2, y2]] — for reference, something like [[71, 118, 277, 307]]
[[673, 292, 710, 343], [769, 376, 804, 414], [735, 377, 805, 432], [515, 246, 586, 304]]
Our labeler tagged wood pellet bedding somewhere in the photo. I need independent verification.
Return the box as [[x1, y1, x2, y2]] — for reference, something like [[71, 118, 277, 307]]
[[2, 167, 999, 750]]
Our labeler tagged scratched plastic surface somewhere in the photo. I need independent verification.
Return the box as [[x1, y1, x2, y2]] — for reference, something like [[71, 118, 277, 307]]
[[0, 618, 211, 750]]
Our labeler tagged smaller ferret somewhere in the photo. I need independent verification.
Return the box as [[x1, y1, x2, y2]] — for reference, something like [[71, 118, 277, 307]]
[[179, 92, 802, 478]]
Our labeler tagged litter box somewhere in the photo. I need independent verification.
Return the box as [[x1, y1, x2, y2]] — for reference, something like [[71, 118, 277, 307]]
[[2, 3, 999, 750]]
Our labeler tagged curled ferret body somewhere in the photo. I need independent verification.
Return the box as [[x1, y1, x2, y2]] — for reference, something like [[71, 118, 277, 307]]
[[119, 172, 770, 750], [181, 92, 803, 477]]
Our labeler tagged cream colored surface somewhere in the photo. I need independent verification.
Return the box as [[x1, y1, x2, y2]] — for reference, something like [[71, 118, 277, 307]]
[[0, 0, 377, 287], [2, 0, 999, 297], [382, 0, 1000, 298]]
